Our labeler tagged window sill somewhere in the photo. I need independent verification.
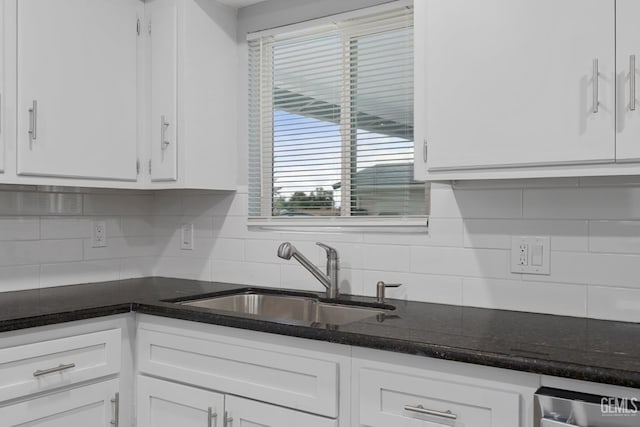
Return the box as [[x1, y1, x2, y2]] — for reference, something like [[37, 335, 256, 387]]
[[247, 216, 429, 234]]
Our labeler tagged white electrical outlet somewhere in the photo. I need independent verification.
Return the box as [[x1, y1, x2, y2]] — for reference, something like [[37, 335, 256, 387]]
[[92, 220, 107, 248], [511, 236, 550, 275], [181, 223, 194, 250]]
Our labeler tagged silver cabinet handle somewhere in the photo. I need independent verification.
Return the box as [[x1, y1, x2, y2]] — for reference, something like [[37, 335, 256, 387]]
[[33, 362, 75, 377], [224, 412, 233, 427], [631, 55, 636, 111], [0, 93, 2, 134], [28, 100, 38, 140], [110, 392, 119, 427], [404, 404, 457, 420], [208, 407, 217, 427], [593, 59, 599, 114], [423, 139, 428, 162], [161, 115, 170, 149]]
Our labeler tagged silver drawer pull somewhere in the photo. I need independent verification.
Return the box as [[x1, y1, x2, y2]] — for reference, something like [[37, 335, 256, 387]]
[[110, 392, 119, 427], [208, 407, 217, 427], [224, 412, 233, 427], [404, 404, 457, 420], [593, 58, 599, 114], [28, 100, 38, 140], [161, 115, 170, 149], [631, 55, 636, 112], [33, 363, 76, 377]]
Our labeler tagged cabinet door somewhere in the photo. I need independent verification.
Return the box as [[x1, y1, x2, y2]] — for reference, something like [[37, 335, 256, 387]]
[[137, 376, 224, 427], [148, 0, 178, 182], [16, 0, 139, 181], [225, 395, 338, 427], [0, 0, 5, 173], [421, 0, 615, 174], [616, 0, 640, 161], [1, 379, 119, 426]]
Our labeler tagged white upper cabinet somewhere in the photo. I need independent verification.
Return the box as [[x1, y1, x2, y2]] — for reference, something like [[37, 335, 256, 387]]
[[616, 0, 640, 162], [0, 0, 5, 174], [145, 0, 238, 190], [148, 0, 178, 182], [417, 0, 615, 180], [16, 0, 141, 181]]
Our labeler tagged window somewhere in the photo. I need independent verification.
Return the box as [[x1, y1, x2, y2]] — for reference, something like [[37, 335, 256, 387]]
[[248, 4, 428, 227]]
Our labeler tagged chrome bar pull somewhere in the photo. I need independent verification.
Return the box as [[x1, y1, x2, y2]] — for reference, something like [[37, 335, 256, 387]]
[[631, 55, 636, 111], [404, 404, 457, 420], [33, 362, 75, 377], [161, 115, 170, 149], [0, 93, 2, 134], [208, 407, 217, 427], [224, 412, 233, 427], [28, 100, 38, 140], [110, 392, 119, 427], [593, 59, 599, 114], [423, 139, 428, 162]]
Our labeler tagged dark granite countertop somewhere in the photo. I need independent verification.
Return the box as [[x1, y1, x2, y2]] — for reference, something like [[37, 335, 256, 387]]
[[1, 277, 639, 389]]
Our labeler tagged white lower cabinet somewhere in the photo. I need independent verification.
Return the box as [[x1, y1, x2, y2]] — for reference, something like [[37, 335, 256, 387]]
[[1, 378, 120, 427], [137, 376, 224, 427], [352, 348, 539, 427], [136, 315, 351, 426], [138, 375, 337, 427]]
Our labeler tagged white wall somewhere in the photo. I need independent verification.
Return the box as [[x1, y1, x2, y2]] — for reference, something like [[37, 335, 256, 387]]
[[0, 188, 156, 291]]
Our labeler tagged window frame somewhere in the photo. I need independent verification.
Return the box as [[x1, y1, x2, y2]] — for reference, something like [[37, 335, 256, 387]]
[[247, 1, 428, 230]]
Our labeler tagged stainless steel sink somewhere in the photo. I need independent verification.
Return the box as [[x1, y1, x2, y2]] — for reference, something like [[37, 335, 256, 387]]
[[177, 291, 389, 326]]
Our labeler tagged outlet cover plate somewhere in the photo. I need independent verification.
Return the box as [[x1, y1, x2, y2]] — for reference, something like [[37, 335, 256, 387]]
[[511, 236, 550, 275], [91, 220, 107, 248]]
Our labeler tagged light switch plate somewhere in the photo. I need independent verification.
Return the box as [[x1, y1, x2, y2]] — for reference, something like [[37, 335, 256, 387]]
[[180, 223, 194, 250], [511, 236, 550, 275]]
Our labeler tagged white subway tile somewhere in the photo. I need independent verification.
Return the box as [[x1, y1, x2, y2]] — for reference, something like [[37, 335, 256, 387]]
[[208, 192, 247, 217], [453, 178, 579, 189], [523, 187, 640, 219], [41, 217, 121, 239], [428, 185, 460, 218], [211, 238, 245, 261], [463, 278, 587, 317], [529, 251, 640, 288], [0, 192, 82, 215], [362, 244, 411, 272], [588, 286, 640, 322], [155, 257, 213, 281], [83, 194, 154, 215], [362, 218, 462, 247], [38, 239, 84, 263], [120, 216, 155, 237], [182, 194, 226, 216], [589, 221, 640, 254], [464, 219, 588, 251], [84, 236, 157, 260], [40, 260, 120, 288], [361, 270, 463, 305], [411, 246, 513, 279], [154, 215, 214, 238], [153, 194, 183, 215], [0, 265, 39, 292], [211, 260, 280, 287], [0, 217, 39, 241], [453, 189, 523, 219], [119, 257, 156, 279]]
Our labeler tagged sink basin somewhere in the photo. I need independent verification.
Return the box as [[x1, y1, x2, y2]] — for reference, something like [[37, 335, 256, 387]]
[[176, 291, 389, 326]]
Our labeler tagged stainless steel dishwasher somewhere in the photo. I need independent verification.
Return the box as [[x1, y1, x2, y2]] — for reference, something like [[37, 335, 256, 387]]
[[535, 387, 639, 426]]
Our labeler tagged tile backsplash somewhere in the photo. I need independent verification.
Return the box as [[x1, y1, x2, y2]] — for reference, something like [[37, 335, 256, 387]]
[[0, 189, 156, 291], [2, 179, 640, 323]]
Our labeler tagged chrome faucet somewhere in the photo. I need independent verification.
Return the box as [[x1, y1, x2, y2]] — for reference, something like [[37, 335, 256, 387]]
[[277, 242, 340, 299]]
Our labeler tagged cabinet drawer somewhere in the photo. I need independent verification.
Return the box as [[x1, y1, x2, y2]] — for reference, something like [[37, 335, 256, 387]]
[[0, 328, 121, 402], [358, 367, 520, 427], [137, 328, 339, 418]]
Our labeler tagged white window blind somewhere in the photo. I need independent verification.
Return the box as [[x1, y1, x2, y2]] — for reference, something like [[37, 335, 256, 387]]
[[248, 5, 427, 227]]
